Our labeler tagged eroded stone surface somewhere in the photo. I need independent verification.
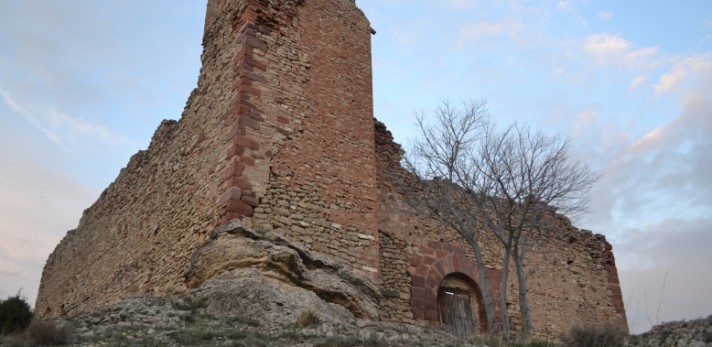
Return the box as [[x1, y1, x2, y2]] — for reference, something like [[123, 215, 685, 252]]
[[185, 220, 380, 320]]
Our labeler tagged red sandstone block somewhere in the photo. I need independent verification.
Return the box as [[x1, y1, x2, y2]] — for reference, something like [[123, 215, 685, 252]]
[[425, 274, 440, 290], [237, 104, 252, 116], [415, 264, 429, 274], [410, 297, 429, 309], [223, 160, 246, 179], [239, 66, 266, 83], [238, 114, 261, 130], [227, 145, 246, 159], [433, 262, 446, 277], [233, 46, 253, 64], [241, 195, 259, 207], [256, 24, 272, 35], [421, 255, 436, 266], [225, 200, 253, 217], [240, 101, 264, 119], [234, 136, 259, 151], [427, 241, 442, 250], [411, 275, 425, 287], [217, 186, 242, 207], [246, 56, 267, 71], [241, 156, 255, 166], [452, 256, 461, 272], [410, 287, 427, 300], [460, 261, 476, 278], [227, 103, 249, 120], [420, 246, 435, 257], [424, 308, 439, 321], [238, 22, 256, 35], [225, 176, 252, 190], [236, 82, 262, 97], [225, 121, 241, 140], [442, 256, 454, 273]]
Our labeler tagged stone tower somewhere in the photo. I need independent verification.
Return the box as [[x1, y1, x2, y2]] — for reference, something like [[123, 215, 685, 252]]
[[36, 0, 379, 317]]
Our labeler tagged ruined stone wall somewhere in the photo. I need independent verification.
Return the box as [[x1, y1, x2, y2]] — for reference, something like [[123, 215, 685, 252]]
[[35, 1, 244, 312], [249, 0, 380, 278], [374, 121, 627, 338], [36, 0, 379, 317]]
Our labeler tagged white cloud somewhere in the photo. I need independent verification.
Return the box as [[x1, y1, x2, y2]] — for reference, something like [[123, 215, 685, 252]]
[[456, 19, 525, 46], [583, 33, 660, 69], [629, 75, 647, 90], [570, 108, 598, 138], [445, 0, 476, 9], [655, 53, 712, 94], [584, 33, 630, 56], [0, 88, 121, 150], [596, 11, 613, 21], [557, 0, 570, 11]]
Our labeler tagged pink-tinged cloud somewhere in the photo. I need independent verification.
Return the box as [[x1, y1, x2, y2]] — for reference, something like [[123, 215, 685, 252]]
[[583, 33, 660, 68], [655, 53, 712, 94], [0, 148, 98, 303]]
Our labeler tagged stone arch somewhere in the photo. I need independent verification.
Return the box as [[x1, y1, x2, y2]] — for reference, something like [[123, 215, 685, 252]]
[[409, 241, 488, 333], [438, 273, 487, 335]]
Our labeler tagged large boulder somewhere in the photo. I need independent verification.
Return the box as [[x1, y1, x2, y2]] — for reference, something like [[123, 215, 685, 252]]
[[184, 220, 381, 322]]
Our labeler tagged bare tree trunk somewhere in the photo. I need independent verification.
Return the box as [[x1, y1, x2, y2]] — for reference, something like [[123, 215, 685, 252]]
[[500, 246, 512, 339], [514, 246, 533, 337], [469, 238, 496, 334]]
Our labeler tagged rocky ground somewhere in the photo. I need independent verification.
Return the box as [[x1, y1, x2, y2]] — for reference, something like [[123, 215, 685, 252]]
[[3, 294, 712, 346], [624, 315, 712, 347], [1, 294, 489, 347], [4, 221, 710, 346]]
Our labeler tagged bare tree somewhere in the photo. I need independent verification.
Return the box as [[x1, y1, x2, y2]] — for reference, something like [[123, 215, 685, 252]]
[[472, 122, 598, 337], [406, 100, 598, 339], [404, 100, 497, 334]]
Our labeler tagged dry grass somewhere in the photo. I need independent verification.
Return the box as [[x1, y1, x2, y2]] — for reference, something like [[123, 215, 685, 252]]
[[561, 323, 626, 347]]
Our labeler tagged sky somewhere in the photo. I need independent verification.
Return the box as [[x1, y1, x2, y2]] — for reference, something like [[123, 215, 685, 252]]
[[0, 0, 710, 335]]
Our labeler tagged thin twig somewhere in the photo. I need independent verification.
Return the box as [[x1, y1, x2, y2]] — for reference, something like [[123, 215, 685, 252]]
[[656, 271, 668, 325]]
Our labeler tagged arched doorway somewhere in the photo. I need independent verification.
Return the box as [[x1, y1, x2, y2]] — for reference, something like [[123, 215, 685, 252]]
[[437, 273, 486, 337]]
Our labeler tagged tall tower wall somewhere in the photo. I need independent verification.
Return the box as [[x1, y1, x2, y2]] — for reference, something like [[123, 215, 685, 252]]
[[36, 0, 378, 317]]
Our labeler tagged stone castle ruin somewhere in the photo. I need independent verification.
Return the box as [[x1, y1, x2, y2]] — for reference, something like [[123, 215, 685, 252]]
[[36, 0, 627, 339]]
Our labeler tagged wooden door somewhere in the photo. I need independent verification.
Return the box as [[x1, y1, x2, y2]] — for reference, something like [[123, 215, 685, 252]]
[[439, 288, 477, 338]]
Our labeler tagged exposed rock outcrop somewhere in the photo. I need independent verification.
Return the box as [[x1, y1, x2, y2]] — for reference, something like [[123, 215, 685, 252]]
[[184, 220, 380, 321], [625, 315, 712, 347]]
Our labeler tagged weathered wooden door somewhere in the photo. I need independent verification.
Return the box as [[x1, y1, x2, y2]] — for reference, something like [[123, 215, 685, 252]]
[[439, 288, 477, 338]]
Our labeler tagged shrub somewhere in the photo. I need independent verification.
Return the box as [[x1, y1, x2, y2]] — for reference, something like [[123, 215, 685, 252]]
[[297, 310, 320, 327], [20, 320, 69, 346], [0, 293, 33, 335], [562, 323, 627, 347]]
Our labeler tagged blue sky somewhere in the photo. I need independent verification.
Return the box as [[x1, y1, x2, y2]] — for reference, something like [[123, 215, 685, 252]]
[[1, 0, 710, 334]]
